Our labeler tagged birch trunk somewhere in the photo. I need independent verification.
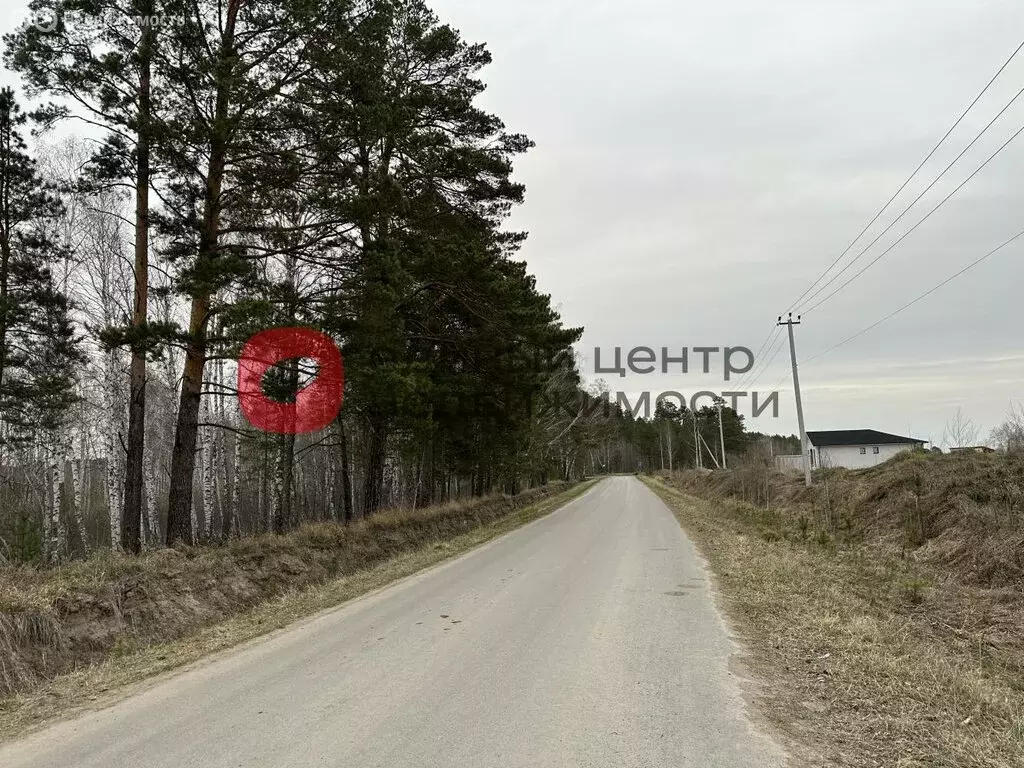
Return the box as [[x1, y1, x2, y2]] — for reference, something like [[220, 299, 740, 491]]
[[210, 431, 220, 540], [325, 467, 335, 522], [257, 444, 266, 532], [228, 430, 240, 539], [104, 350, 124, 550], [272, 445, 283, 534], [200, 398, 214, 542], [71, 432, 89, 555], [216, 419, 227, 537], [48, 441, 67, 564], [144, 455, 159, 546]]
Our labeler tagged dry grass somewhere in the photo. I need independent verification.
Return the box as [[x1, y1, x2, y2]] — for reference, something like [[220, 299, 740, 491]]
[[0, 480, 595, 741], [645, 474, 1024, 768], [684, 450, 1024, 588]]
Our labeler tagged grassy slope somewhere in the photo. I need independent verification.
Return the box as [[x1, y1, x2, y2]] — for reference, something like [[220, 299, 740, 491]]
[[0, 480, 596, 742], [644, 470, 1024, 768]]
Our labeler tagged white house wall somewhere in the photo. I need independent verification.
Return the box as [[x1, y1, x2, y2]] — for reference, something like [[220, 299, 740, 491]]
[[812, 443, 916, 470]]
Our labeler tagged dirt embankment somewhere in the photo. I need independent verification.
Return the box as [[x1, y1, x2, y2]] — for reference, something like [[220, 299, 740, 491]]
[[0, 483, 573, 701], [675, 449, 1024, 589], [647, 452, 1024, 768]]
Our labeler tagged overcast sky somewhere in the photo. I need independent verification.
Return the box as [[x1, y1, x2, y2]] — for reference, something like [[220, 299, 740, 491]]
[[3, 1, 1023, 446]]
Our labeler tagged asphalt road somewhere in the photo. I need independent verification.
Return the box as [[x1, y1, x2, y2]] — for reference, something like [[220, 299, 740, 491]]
[[0, 476, 786, 768]]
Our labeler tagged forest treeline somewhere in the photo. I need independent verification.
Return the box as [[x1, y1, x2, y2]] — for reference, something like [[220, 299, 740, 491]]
[[0, 0, 782, 565]]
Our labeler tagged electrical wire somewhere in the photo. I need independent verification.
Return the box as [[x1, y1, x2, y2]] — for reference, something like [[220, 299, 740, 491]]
[[734, 324, 781, 391], [783, 37, 1024, 315], [803, 226, 1024, 364], [802, 120, 1024, 314], [737, 330, 787, 393], [797, 82, 1024, 312]]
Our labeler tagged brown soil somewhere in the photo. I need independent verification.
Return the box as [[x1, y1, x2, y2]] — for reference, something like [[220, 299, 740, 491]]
[[0, 483, 575, 700]]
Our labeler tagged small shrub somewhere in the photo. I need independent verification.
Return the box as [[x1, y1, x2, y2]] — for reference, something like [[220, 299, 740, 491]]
[[815, 529, 835, 552], [901, 577, 929, 606]]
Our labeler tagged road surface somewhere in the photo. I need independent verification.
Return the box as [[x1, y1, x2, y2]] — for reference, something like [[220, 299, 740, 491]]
[[0, 476, 786, 767]]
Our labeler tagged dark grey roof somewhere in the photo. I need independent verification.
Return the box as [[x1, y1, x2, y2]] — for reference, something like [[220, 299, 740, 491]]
[[806, 429, 925, 447]]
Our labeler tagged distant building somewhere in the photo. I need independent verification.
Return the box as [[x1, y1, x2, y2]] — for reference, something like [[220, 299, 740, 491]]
[[775, 430, 926, 471], [949, 445, 995, 454]]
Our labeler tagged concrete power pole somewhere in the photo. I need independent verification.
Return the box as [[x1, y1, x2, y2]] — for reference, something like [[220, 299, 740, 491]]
[[692, 412, 701, 469], [717, 401, 728, 470], [778, 313, 811, 487]]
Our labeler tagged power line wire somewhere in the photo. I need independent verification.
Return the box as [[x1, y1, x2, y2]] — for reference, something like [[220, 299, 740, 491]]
[[783, 37, 1024, 315], [735, 325, 781, 391], [796, 81, 1024, 312], [803, 119, 1024, 314], [738, 331, 787, 393], [803, 226, 1024, 364], [748, 339, 786, 391], [743, 332, 786, 389]]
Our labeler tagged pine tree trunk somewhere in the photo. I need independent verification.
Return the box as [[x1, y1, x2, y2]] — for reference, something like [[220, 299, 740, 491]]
[[332, 417, 353, 523], [361, 416, 386, 517], [167, 292, 207, 546], [415, 437, 434, 509], [122, 0, 154, 556], [275, 432, 296, 533], [166, 1, 240, 545]]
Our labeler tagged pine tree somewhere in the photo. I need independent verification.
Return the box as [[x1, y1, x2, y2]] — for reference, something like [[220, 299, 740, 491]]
[[297, 0, 562, 512], [156, 0, 328, 543], [0, 88, 82, 452], [6, 0, 164, 554]]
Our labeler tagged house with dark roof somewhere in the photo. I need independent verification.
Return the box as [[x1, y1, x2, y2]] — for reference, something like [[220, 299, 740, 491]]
[[776, 429, 926, 471]]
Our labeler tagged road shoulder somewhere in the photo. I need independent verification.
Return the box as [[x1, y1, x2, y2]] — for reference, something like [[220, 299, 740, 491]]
[[644, 474, 1024, 768], [0, 480, 597, 744]]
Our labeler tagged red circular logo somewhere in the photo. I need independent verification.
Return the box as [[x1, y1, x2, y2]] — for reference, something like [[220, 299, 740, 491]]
[[237, 328, 344, 434]]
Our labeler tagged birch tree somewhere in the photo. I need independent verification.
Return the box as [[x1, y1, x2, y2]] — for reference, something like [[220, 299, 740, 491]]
[[7, 0, 171, 555]]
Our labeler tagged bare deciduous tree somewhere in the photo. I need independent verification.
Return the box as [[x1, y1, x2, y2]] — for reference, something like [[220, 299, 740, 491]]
[[991, 403, 1024, 454], [942, 407, 980, 451]]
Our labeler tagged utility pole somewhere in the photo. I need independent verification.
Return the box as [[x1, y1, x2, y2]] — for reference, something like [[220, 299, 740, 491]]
[[699, 432, 720, 468], [717, 401, 728, 470], [692, 412, 701, 469], [778, 313, 811, 487]]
